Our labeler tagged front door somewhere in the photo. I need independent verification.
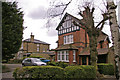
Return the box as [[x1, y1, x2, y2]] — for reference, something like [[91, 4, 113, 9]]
[[82, 56, 87, 65]]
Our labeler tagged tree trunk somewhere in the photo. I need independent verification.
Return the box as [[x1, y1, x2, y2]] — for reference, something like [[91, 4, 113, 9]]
[[107, 0, 120, 79], [89, 33, 98, 70]]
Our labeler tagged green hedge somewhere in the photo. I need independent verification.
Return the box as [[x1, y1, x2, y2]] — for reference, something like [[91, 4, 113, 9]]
[[65, 65, 96, 79], [98, 63, 114, 75], [13, 65, 96, 79], [13, 66, 65, 79], [48, 61, 69, 68]]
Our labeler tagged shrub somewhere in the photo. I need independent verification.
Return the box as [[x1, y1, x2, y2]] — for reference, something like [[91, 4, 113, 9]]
[[65, 65, 96, 79], [29, 55, 42, 58], [48, 61, 69, 68], [98, 63, 114, 75], [13, 66, 65, 79]]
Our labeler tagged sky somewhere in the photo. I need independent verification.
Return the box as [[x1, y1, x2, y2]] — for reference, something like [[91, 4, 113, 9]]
[[7, 0, 120, 49]]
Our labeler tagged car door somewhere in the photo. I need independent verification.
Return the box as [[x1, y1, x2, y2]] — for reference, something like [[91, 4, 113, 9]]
[[24, 59, 32, 66]]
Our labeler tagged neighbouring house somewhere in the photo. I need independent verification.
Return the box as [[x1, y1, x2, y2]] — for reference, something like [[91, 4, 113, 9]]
[[16, 33, 50, 59], [54, 13, 115, 65]]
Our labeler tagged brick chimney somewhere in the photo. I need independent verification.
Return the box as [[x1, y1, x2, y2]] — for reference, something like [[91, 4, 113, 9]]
[[30, 32, 34, 42]]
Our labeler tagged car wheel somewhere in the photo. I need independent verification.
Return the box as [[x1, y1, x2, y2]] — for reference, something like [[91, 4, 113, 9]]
[[22, 63, 25, 67]]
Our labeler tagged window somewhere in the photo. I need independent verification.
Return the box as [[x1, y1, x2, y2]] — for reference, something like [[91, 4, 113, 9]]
[[66, 51, 69, 61], [37, 44, 39, 47], [99, 41, 103, 48], [73, 50, 76, 62], [58, 51, 60, 60], [37, 48, 39, 52], [57, 50, 69, 62], [64, 35, 73, 44], [62, 51, 64, 60]]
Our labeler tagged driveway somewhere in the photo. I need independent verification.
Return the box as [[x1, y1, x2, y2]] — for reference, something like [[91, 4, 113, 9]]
[[2, 64, 22, 80]]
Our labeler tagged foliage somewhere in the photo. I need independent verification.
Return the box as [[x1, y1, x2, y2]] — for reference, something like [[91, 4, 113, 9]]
[[13, 66, 65, 79], [7, 59, 23, 64], [48, 61, 69, 68], [2, 2, 24, 61], [98, 63, 114, 75], [13, 65, 97, 79], [65, 65, 96, 79], [29, 55, 42, 58]]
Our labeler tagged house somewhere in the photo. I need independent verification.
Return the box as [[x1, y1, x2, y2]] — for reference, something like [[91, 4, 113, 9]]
[[54, 13, 114, 65], [16, 33, 50, 59]]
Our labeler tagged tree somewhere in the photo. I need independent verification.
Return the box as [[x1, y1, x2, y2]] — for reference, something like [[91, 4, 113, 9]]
[[2, 1, 24, 61], [106, 0, 120, 79], [73, 3, 110, 69]]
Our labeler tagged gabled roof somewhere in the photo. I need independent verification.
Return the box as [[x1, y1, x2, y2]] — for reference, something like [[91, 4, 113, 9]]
[[97, 32, 110, 43], [23, 38, 50, 45], [56, 12, 82, 30], [56, 12, 110, 43]]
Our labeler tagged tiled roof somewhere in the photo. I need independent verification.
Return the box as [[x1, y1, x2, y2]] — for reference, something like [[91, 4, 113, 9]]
[[55, 44, 78, 51], [97, 32, 110, 43], [79, 47, 109, 55], [23, 38, 50, 45]]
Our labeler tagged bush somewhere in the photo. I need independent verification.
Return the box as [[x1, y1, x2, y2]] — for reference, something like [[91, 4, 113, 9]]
[[98, 63, 114, 75], [8, 59, 23, 64], [65, 65, 96, 79], [48, 61, 69, 68], [29, 55, 42, 58], [13, 66, 65, 79]]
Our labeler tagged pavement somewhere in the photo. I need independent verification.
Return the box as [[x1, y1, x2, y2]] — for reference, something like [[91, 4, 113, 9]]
[[2, 64, 22, 80]]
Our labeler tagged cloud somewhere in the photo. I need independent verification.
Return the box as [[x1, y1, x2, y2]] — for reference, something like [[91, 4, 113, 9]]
[[28, 6, 47, 19], [47, 28, 58, 37]]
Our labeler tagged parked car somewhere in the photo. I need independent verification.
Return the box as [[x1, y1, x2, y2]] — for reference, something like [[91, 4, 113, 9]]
[[22, 58, 46, 66], [39, 58, 50, 63]]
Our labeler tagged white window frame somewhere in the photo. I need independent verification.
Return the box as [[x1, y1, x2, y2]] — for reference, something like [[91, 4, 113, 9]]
[[73, 50, 76, 62], [64, 35, 74, 44], [57, 50, 69, 62], [37, 47, 39, 52]]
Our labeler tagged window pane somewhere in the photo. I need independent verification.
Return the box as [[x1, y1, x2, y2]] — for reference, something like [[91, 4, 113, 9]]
[[62, 51, 64, 60], [73, 50, 76, 61], [66, 51, 69, 60]]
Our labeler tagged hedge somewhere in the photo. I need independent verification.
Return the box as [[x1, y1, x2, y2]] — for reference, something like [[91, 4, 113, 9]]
[[98, 63, 114, 75], [65, 65, 96, 79], [13, 66, 65, 79], [48, 61, 69, 68], [13, 65, 96, 79]]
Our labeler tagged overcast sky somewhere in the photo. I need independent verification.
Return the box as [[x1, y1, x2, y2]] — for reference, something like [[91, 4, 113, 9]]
[[7, 0, 120, 49]]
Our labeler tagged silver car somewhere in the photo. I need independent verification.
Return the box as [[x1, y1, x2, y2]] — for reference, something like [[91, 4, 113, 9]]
[[22, 58, 46, 66]]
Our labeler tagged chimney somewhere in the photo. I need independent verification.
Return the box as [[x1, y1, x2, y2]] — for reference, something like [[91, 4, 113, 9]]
[[30, 32, 34, 42]]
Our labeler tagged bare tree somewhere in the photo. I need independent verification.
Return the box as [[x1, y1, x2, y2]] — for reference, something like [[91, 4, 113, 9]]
[[73, 2, 110, 70], [106, 0, 120, 79]]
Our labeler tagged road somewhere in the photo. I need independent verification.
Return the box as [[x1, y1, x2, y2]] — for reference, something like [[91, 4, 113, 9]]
[[2, 64, 22, 79]]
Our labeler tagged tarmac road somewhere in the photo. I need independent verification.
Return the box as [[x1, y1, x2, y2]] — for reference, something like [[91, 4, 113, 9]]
[[2, 64, 22, 79]]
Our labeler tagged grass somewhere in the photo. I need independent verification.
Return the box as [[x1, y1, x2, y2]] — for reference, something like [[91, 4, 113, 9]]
[[2, 65, 11, 73]]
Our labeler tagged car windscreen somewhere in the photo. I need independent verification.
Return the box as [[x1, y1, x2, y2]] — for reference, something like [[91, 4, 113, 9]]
[[32, 58, 42, 62]]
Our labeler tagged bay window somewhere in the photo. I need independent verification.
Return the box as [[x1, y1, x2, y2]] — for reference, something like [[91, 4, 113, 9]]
[[57, 50, 69, 62]]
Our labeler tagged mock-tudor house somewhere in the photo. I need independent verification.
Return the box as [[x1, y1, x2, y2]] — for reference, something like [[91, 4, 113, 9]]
[[16, 33, 50, 59], [54, 13, 114, 65]]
